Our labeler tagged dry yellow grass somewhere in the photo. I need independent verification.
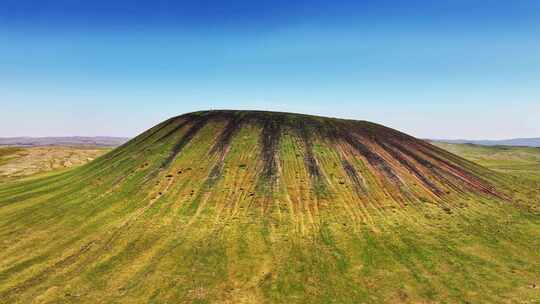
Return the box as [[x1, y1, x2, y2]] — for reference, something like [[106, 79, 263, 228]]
[[0, 146, 110, 181]]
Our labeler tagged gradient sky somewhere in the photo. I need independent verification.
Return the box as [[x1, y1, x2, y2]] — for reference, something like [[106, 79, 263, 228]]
[[1, 0, 539, 139]]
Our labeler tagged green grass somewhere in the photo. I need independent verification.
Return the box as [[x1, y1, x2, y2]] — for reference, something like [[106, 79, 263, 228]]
[[0, 112, 539, 303], [434, 142, 540, 181]]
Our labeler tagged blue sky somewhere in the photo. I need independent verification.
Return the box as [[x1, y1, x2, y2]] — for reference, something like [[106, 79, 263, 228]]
[[1, 0, 539, 139]]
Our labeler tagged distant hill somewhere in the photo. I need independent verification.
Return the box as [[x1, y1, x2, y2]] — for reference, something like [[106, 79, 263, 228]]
[[0, 136, 129, 147], [430, 138, 540, 147]]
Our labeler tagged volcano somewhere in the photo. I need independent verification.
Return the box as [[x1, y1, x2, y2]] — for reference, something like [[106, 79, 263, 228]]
[[104, 110, 503, 204], [2, 110, 535, 304]]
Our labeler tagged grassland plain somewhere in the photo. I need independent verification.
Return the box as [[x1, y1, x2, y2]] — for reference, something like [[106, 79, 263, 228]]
[[433, 142, 540, 182], [0, 110, 538, 303], [0, 146, 110, 183]]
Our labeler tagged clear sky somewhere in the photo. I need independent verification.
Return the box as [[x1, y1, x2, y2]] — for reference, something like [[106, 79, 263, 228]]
[[1, 0, 539, 139]]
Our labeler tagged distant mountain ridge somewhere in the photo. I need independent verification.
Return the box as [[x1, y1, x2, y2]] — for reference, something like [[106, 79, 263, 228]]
[[0, 136, 129, 147], [430, 138, 540, 147]]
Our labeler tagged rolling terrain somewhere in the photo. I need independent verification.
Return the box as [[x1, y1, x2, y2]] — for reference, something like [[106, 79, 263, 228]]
[[0, 137, 129, 147], [432, 138, 540, 148], [0, 110, 538, 303], [434, 142, 540, 181], [0, 146, 111, 183]]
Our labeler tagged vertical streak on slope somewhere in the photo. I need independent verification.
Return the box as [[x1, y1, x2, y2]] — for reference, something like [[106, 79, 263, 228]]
[[341, 155, 381, 226], [159, 121, 227, 221], [327, 124, 388, 216], [200, 114, 245, 195], [338, 131, 413, 212], [211, 124, 261, 225], [258, 116, 282, 194], [152, 119, 191, 144], [204, 114, 246, 199], [209, 113, 244, 156], [413, 141, 504, 198], [295, 123, 328, 204], [340, 131, 401, 185], [312, 139, 370, 226], [385, 140, 466, 195], [375, 140, 443, 197], [340, 158, 367, 195], [296, 131, 320, 227], [160, 117, 209, 169], [152, 120, 228, 228], [297, 125, 322, 179]]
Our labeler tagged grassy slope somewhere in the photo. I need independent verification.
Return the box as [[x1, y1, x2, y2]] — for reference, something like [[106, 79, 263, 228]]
[[0, 112, 538, 303]]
